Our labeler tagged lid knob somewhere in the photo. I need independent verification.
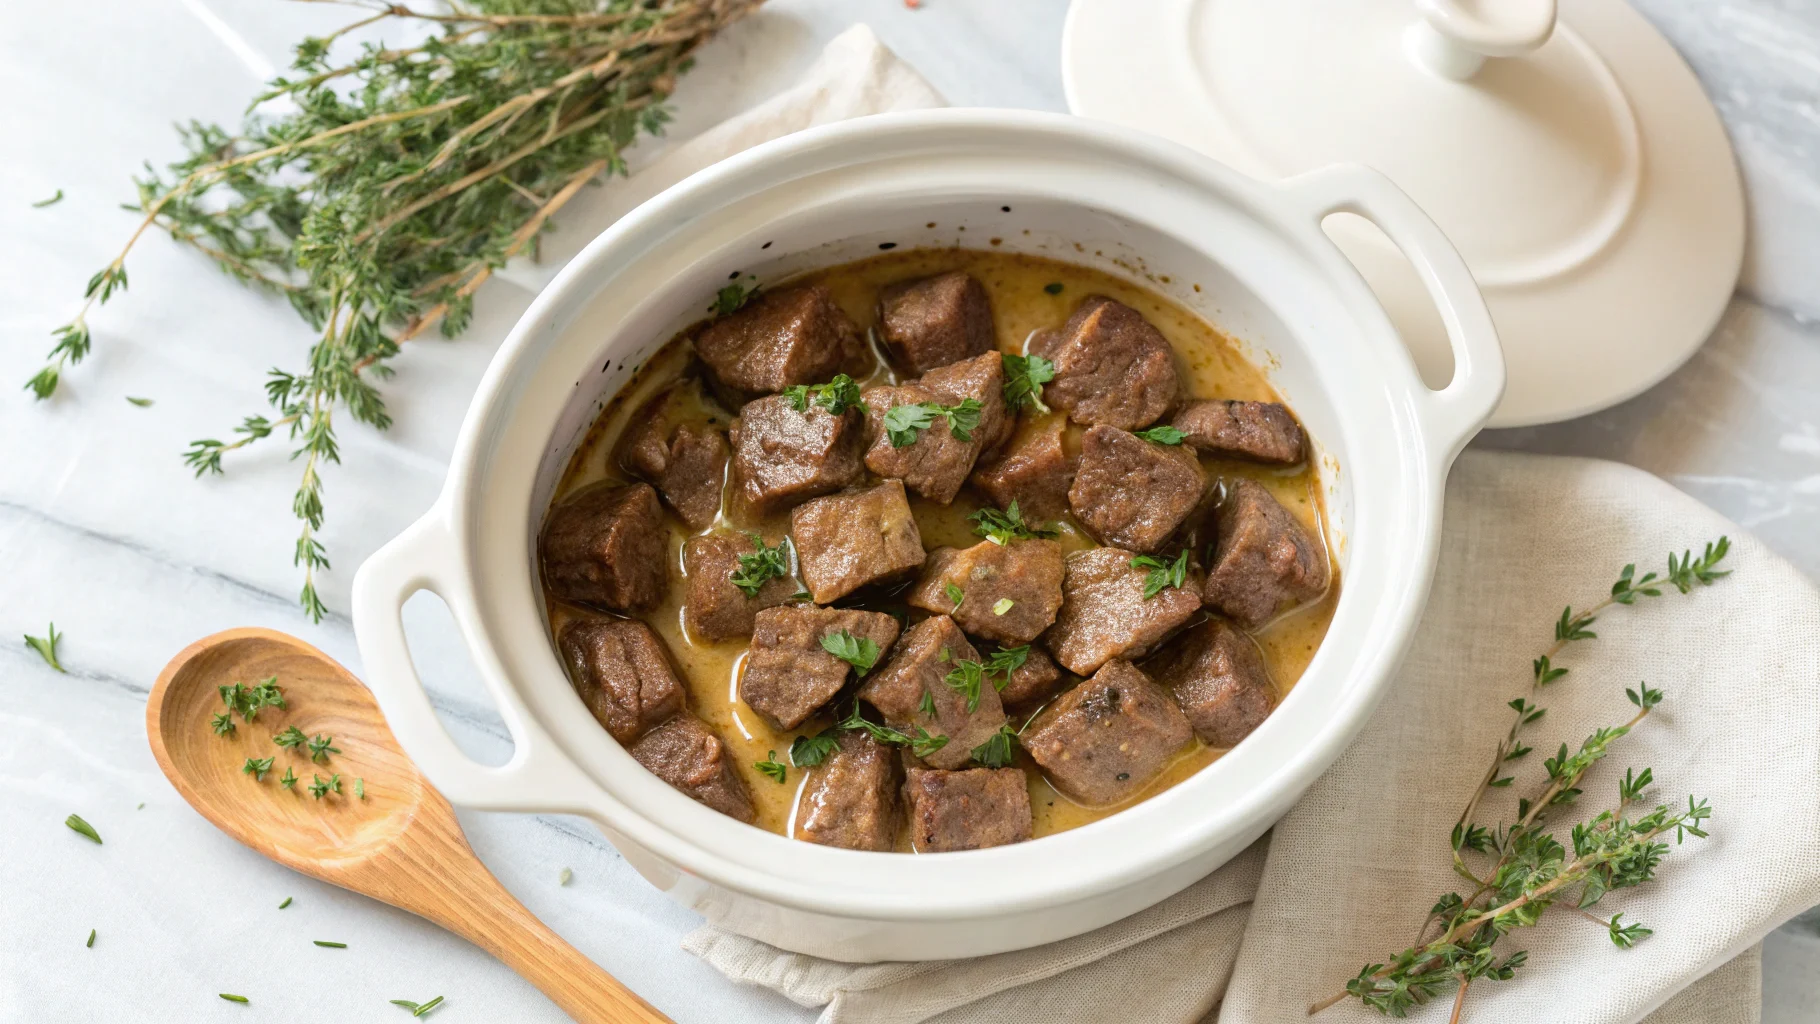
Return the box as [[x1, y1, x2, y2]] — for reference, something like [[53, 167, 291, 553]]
[[1408, 0, 1557, 79]]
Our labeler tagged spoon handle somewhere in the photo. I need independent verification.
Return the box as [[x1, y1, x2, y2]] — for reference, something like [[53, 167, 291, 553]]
[[408, 854, 673, 1023]]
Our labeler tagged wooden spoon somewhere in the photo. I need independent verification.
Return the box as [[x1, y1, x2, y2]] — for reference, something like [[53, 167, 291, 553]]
[[147, 627, 671, 1024]]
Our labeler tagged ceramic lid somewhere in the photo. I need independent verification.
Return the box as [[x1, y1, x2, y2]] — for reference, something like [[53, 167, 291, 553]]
[[1063, 0, 1745, 427]]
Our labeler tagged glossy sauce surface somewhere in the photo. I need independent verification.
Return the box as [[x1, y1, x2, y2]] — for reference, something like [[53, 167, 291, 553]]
[[546, 248, 1338, 845]]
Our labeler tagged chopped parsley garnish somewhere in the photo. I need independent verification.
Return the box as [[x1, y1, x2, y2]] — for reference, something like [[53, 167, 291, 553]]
[[730, 535, 792, 598], [944, 659, 987, 713], [992, 598, 1016, 616], [279, 767, 298, 790], [313, 940, 347, 948], [1133, 425, 1187, 445], [308, 773, 342, 799], [272, 725, 308, 749], [713, 278, 759, 315], [944, 582, 965, 613], [1000, 353, 1055, 413], [782, 374, 866, 416], [971, 725, 1020, 768], [65, 814, 102, 845], [983, 645, 1031, 689], [821, 629, 881, 676], [969, 500, 1059, 545], [24, 622, 66, 672], [918, 689, 938, 718], [883, 398, 984, 447], [909, 727, 949, 759], [790, 730, 841, 768], [1131, 550, 1192, 599], [307, 734, 340, 764], [242, 756, 276, 782], [754, 752, 787, 783], [211, 713, 237, 737]]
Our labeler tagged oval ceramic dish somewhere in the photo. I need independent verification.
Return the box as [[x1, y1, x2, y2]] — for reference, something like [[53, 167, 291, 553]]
[[351, 109, 1504, 962]]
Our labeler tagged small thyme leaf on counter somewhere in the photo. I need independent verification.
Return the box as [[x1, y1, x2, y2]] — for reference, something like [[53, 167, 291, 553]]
[[944, 659, 986, 713], [313, 940, 347, 949], [1001, 353, 1055, 414], [32, 189, 64, 208], [65, 814, 102, 845], [211, 713, 237, 737], [969, 500, 1059, 545], [730, 535, 791, 597], [219, 993, 249, 1004], [273, 725, 308, 749], [971, 724, 1019, 768], [86, 929, 96, 948], [1133, 425, 1186, 445], [755, 751, 787, 784], [242, 757, 275, 782], [24, 623, 66, 672], [279, 897, 292, 910], [126, 396, 154, 407], [789, 730, 840, 768], [782, 374, 865, 416], [1131, 550, 1190, 599], [821, 630, 880, 676], [559, 867, 572, 886], [395, 995, 445, 1017], [307, 734, 340, 764], [279, 767, 298, 790], [944, 582, 965, 613]]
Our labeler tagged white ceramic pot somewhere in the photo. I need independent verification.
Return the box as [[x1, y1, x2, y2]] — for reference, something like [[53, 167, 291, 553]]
[[351, 109, 1504, 962]]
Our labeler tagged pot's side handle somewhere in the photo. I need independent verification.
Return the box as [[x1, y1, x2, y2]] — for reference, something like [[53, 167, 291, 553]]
[[1288, 163, 1507, 465], [352, 508, 599, 814]]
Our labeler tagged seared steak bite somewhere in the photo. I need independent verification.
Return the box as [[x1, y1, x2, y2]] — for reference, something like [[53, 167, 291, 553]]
[[969, 418, 1076, 521], [859, 615, 1006, 771], [618, 384, 729, 530], [558, 618, 686, 744], [996, 646, 1063, 716], [540, 482, 668, 612], [681, 532, 798, 642], [1068, 425, 1206, 553], [860, 382, 980, 504], [1203, 478, 1329, 628], [903, 766, 1032, 852], [793, 731, 904, 852], [628, 714, 756, 823], [906, 539, 1065, 645], [1021, 659, 1193, 805], [790, 480, 927, 603], [729, 395, 865, 514], [1045, 546, 1203, 676], [1147, 618, 1276, 748], [878, 271, 995, 376], [921, 351, 1014, 455], [1170, 399, 1305, 465], [740, 607, 901, 731], [1030, 296, 1180, 430], [693, 284, 870, 398]]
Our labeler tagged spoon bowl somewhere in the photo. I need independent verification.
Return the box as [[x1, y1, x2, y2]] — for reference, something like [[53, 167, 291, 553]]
[[147, 627, 668, 1024]]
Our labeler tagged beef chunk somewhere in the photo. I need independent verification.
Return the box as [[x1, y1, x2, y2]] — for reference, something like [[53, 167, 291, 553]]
[[1021, 660, 1193, 805], [693, 284, 869, 398], [540, 483, 668, 612], [1045, 546, 1203, 676], [860, 382, 979, 504], [878, 271, 995, 376], [793, 731, 903, 851], [628, 714, 756, 823], [1147, 618, 1276, 748], [921, 351, 1013, 455], [996, 646, 1063, 715], [969, 418, 1076, 521], [740, 607, 901, 730], [558, 618, 686, 744], [1069, 425, 1205, 553], [1203, 478, 1330, 628], [1030, 296, 1179, 430], [618, 387, 728, 530], [790, 480, 927, 603], [905, 539, 1065, 645], [729, 395, 865, 514], [1170, 399, 1304, 465], [681, 532, 798, 642], [903, 766, 1032, 852], [859, 615, 1006, 771]]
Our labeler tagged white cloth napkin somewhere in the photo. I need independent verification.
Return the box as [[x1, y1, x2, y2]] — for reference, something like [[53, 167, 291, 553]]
[[686, 451, 1820, 1023]]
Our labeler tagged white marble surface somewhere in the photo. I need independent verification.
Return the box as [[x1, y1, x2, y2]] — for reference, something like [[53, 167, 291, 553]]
[[1, 1, 1815, 1021]]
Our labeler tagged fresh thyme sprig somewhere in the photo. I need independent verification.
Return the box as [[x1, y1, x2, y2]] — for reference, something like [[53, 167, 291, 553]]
[[1315, 538, 1732, 1020], [30, 0, 761, 621]]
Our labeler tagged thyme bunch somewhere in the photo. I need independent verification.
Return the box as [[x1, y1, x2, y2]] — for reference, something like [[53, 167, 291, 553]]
[[1314, 539, 1731, 1020], [29, 0, 761, 620]]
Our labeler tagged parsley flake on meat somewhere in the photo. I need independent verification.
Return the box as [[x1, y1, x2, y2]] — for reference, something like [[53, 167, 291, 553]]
[[992, 598, 1016, 616], [982, 645, 1030, 688], [969, 500, 1060, 545], [782, 374, 866, 416], [1133, 425, 1187, 445], [714, 277, 759, 316], [730, 535, 792, 597], [789, 730, 841, 768], [884, 398, 984, 447], [971, 724, 1020, 768], [821, 629, 881, 676], [944, 659, 987, 713], [1131, 550, 1191, 599], [755, 751, 787, 784], [909, 727, 949, 759], [944, 582, 965, 613], [919, 689, 938, 718], [1001, 353, 1055, 413]]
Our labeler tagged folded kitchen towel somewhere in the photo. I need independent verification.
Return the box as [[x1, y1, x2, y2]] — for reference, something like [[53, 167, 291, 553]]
[[685, 450, 1820, 1023]]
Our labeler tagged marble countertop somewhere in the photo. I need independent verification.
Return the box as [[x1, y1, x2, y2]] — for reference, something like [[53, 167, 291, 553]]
[[2, 1, 1815, 1021]]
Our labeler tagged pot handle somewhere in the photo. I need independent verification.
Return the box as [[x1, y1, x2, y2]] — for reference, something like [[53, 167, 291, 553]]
[[1288, 162, 1506, 463], [352, 507, 599, 814]]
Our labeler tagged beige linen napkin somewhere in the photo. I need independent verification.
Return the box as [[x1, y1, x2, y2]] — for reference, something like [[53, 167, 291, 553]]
[[686, 450, 1820, 1023]]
